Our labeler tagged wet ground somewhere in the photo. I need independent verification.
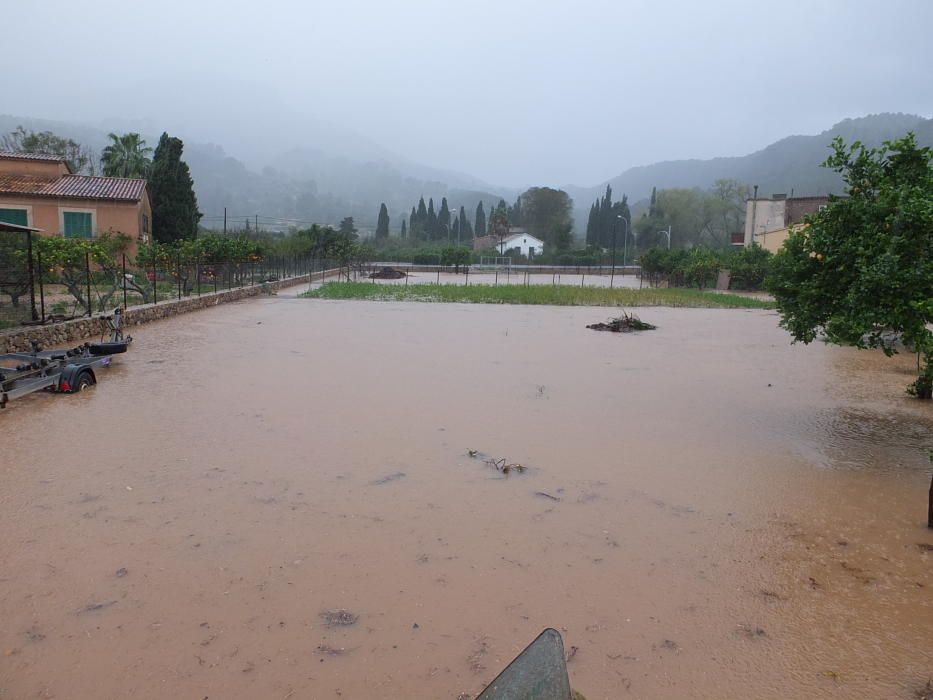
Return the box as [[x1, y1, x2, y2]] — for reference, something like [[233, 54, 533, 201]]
[[1, 295, 931, 699]]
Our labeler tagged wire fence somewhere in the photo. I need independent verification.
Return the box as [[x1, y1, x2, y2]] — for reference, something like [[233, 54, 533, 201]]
[[1, 233, 649, 332], [0, 236, 338, 331]]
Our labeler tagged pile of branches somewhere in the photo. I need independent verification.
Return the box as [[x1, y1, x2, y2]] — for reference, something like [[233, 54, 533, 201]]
[[369, 266, 407, 279], [587, 311, 656, 333]]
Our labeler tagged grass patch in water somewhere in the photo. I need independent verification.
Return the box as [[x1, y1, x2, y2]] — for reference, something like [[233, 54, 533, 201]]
[[303, 282, 775, 309]]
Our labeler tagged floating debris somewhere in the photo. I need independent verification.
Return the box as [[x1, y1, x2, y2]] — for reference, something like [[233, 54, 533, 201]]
[[316, 644, 351, 656], [484, 457, 526, 475], [587, 312, 656, 333], [535, 491, 561, 502], [77, 600, 117, 615], [320, 609, 359, 627], [370, 472, 406, 486]]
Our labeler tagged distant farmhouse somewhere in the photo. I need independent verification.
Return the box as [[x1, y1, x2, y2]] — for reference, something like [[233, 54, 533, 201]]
[[496, 228, 544, 258], [0, 152, 152, 259], [744, 193, 830, 253]]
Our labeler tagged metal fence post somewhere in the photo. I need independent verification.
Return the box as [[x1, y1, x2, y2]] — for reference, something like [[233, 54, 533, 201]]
[[196, 253, 201, 297], [176, 251, 182, 300], [152, 256, 158, 305], [26, 229, 38, 321], [37, 250, 45, 322], [122, 254, 127, 310], [85, 250, 92, 317]]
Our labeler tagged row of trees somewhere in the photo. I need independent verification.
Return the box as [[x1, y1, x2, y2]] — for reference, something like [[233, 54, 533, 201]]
[[378, 187, 574, 251], [584, 179, 750, 253]]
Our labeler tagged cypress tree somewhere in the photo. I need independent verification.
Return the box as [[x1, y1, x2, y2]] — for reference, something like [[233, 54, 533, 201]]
[[149, 132, 201, 243], [416, 198, 428, 241], [376, 203, 390, 239], [475, 201, 486, 236], [649, 186, 658, 217], [586, 201, 597, 246], [400, 218, 407, 238], [459, 205, 471, 240], [438, 197, 451, 239], [452, 215, 460, 242], [427, 198, 437, 240]]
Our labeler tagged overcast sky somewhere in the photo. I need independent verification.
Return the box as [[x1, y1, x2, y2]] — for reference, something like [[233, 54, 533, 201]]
[[4, 0, 932, 187]]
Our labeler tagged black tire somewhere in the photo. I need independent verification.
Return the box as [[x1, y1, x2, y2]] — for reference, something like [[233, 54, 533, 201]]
[[74, 370, 96, 392]]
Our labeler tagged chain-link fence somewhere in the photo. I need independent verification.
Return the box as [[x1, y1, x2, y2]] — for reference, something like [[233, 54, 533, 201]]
[[1, 246, 334, 330]]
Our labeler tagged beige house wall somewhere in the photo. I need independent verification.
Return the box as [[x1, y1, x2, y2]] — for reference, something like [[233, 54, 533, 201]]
[[754, 225, 792, 254], [744, 198, 786, 246]]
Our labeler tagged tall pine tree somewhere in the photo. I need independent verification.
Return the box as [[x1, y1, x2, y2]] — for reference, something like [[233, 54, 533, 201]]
[[149, 132, 201, 243], [400, 218, 407, 238]]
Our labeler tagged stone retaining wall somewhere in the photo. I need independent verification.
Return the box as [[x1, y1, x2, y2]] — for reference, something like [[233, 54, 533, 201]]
[[0, 271, 333, 354]]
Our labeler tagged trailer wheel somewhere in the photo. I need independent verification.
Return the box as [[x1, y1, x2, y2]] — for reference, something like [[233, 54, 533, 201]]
[[74, 370, 96, 392]]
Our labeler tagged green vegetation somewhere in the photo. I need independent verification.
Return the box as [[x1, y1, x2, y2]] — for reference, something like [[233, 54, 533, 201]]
[[768, 134, 933, 398], [304, 281, 774, 309], [640, 244, 772, 290], [1, 125, 96, 174]]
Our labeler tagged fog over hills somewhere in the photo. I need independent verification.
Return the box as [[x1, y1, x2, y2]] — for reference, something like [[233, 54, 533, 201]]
[[566, 113, 933, 214], [2, 112, 929, 235]]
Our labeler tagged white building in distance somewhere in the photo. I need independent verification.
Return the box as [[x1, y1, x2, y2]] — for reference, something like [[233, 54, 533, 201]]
[[497, 228, 544, 257]]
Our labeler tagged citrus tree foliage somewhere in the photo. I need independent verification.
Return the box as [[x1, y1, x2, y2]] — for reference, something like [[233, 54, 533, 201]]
[[768, 134, 933, 397], [34, 233, 143, 311]]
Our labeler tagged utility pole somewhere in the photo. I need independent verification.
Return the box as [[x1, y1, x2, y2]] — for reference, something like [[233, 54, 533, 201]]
[[223, 207, 227, 235], [255, 214, 259, 234]]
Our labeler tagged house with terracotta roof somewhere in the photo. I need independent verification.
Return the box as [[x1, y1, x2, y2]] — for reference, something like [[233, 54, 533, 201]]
[[0, 152, 152, 259]]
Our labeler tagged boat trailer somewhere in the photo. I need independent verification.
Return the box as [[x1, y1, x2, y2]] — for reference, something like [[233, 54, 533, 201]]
[[0, 308, 132, 408]]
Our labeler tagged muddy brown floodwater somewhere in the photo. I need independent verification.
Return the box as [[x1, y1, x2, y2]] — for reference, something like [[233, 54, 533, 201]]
[[1, 295, 931, 700]]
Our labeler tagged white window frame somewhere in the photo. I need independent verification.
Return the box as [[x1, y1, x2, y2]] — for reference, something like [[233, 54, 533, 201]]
[[59, 207, 97, 238]]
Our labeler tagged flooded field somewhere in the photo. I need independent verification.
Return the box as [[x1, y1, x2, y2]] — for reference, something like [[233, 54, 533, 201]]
[[1, 295, 931, 699], [345, 268, 645, 289]]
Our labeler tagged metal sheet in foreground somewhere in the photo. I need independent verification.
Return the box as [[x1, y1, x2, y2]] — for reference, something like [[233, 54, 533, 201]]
[[477, 628, 571, 700]]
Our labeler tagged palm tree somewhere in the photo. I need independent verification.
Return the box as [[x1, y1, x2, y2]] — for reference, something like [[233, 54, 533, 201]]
[[100, 132, 153, 178]]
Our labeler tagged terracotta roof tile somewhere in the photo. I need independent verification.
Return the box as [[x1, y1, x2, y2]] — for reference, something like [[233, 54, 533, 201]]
[[43, 175, 146, 201], [0, 173, 58, 194], [0, 151, 67, 163], [0, 173, 146, 202]]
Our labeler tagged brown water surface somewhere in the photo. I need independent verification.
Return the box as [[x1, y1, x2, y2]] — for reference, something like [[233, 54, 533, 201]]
[[1, 297, 931, 699]]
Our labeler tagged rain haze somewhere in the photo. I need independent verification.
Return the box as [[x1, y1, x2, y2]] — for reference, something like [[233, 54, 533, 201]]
[[4, 0, 932, 188]]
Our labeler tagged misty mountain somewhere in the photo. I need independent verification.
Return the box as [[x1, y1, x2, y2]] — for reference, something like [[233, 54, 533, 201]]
[[3, 112, 930, 238], [0, 114, 511, 233], [567, 113, 933, 221]]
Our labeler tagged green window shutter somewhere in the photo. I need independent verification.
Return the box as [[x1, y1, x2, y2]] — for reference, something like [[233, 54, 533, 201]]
[[63, 211, 93, 238], [0, 208, 28, 226]]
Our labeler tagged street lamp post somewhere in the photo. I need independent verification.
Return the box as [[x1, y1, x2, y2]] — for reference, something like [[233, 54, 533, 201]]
[[610, 216, 617, 288], [659, 225, 672, 249], [619, 214, 630, 267]]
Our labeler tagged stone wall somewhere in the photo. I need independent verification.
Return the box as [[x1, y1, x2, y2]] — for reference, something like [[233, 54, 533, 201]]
[[0, 271, 335, 354]]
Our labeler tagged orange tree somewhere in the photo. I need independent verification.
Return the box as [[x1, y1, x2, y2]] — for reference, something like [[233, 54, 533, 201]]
[[768, 134, 933, 398]]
